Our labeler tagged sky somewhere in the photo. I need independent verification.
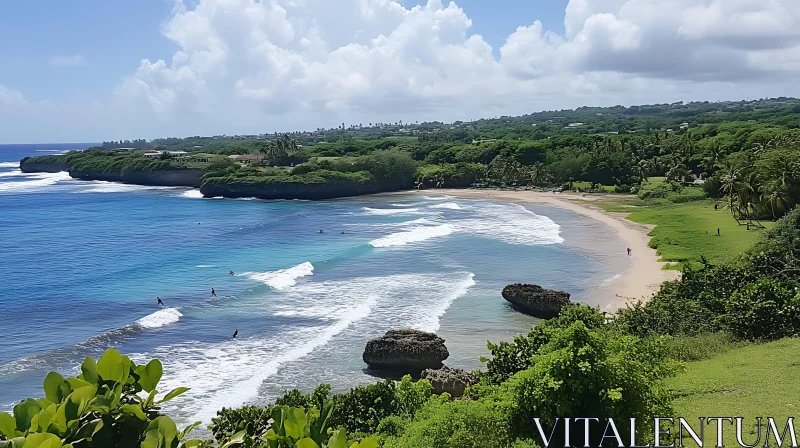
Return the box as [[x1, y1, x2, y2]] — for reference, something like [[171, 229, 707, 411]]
[[0, 0, 798, 143]]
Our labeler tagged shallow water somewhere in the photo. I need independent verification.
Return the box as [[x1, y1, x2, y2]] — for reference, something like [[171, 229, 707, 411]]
[[0, 144, 630, 423]]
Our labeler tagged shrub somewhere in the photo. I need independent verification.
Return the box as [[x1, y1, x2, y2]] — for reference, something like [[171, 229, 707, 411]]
[[725, 278, 800, 340], [210, 406, 272, 447], [504, 322, 675, 446], [0, 348, 202, 448], [381, 396, 513, 448], [664, 332, 746, 362], [329, 380, 398, 435], [480, 305, 606, 384], [637, 183, 670, 200], [746, 207, 800, 280]]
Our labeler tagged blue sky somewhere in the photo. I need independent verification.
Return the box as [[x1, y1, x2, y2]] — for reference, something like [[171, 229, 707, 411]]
[[0, 0, 797, 143], [0, 0, 567, 104]]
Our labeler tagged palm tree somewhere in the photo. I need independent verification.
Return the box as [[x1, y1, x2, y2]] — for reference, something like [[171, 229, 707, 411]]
[[528, 162, 546, 187], [634, 160, 649, 183], [717, 160, 745, 222], [761, 180, 791, 219]]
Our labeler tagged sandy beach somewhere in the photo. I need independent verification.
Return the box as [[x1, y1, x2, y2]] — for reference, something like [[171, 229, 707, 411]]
[[413, 189, 680, 311]]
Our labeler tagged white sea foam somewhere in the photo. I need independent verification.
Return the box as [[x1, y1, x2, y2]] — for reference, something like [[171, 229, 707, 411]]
[[151, 293, 376, 422], [182, 189, 204, 199], [0, 172, 72, 192], [0, 162, 19, 168], [429, 202, 462, 210], [243, 262, 315, 290], [0, 170, 24, 178], [454, 202, 563, 245], [136, 308, 183, 329], [369, 224, 453, 248], [423, 195, 453, 201], [361, 207, 426, 216], [77, 181, 176, 194], [196, 265, 216, 268], [602, 273, 623, 286], [387, 202, 422, 207]]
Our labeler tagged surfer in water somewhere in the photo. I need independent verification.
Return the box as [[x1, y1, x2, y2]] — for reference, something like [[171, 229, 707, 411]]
[[157, 297, 164, 306], [319, 229, 324, 233], [233, 329, 238, 338], [229, 270, 235, 276], [211, 288, 217, 297]]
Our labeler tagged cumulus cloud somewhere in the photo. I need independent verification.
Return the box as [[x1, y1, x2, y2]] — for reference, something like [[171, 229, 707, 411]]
[[3, 0, 800, 142], [49, 55, 87, 67]]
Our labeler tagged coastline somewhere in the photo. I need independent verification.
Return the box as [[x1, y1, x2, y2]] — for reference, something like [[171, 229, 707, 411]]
[[413, 189, 680, 311]]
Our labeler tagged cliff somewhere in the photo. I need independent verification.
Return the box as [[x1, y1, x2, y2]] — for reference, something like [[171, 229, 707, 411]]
[[19, 161, 71, 173], [69, 168, 205, 188], [200, 178, 406, 200]]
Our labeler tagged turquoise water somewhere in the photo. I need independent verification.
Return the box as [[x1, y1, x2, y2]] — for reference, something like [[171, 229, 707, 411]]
[[0, 144, 630, 423]]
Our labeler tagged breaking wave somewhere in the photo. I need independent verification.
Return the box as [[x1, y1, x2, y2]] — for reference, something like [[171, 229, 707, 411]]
[[243, 262, 315, 290]]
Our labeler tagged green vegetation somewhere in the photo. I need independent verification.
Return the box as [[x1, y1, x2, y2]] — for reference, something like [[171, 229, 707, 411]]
[[598, 198, 770, 269], [667, 338, 800, 448], [20, 98, 800, 205]]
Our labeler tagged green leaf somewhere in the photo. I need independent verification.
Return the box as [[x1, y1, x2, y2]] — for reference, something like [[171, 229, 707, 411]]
[[136, 359, 163, 393], [43, 373, 68, 404], [355, 438, 380, 448], [96, 349, 124, 383], [120, 404, 147, 421], [220, 430, 247, 448], [80, 357, 98, 385], [326, 429, 348, 448], [0, 412, 16, 438], [283, 407, 307, 439], [158, 387, 190, 404], [296, 439, 321, 448], [22, 433, 62, 448], [64, 378, 92, 390], [178, 421, 202, 440], [13, 399, 41, 432]]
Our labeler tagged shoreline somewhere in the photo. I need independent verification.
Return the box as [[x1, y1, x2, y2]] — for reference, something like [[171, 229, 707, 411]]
[[409, 188, 680, 311]]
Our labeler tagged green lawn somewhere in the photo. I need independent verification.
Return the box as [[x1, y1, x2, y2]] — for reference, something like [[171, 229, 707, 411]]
[[596, 199, 771, 269], [667, 338, 800, 447]]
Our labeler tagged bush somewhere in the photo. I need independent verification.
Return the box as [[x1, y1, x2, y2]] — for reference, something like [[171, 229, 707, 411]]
[[210, 406, 272, 447], [480, 305, 607, 384], [725, 278, 800, 340], [637, 183, 671, 200], [503, 322, 675, 446], [746, 207, 800, 280], [380, 396, 513, 448], [0, 349, 201, 448]]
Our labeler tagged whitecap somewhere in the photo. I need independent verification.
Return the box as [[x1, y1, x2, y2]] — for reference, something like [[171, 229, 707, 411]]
[[369, 224, 454, 248], [77, 181, 177, 194], [429, 202, 462, 210], [454, 202, 563, 245], [182, 189, 204, 199], [242, 262, 315, 290], [0, 172, 72, 193], [0, 162, 19, 168], [361, 207, 426, 216], [135, 308, 183, 329], [195, 265, 216, 268], [422, 195, 453, 201]]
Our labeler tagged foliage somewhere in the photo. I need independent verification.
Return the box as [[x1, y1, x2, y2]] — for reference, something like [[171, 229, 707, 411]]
[[724, 278, 800, 340], [0, 348, 200, 448], [260, 404, 378, 448], [210, 406, 273, 448], [380, 396, 513, 448], [746, 206, 800, 280], [503, 322, 676, 446], [479, 305, 607, 385]]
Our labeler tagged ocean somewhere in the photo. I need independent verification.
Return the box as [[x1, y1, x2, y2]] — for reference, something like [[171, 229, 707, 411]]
[[0, 143, 630, 424]]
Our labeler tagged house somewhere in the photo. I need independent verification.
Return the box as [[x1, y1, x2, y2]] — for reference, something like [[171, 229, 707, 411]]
[[228, 154, 266, 166], [192, 154, 213, 163], [143, 150, 189, 161], [143, 151, 162, 158], [567, 123, 584, 127], [680, 122, 690, 129]]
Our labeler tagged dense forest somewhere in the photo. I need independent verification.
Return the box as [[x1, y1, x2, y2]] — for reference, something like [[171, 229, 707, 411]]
[[23, 98, 791, 214]]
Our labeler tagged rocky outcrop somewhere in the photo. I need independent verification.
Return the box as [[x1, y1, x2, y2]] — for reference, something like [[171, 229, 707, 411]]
[[502, 284, 571, 319], [68, 169, 205, 188], [200, 178, 406, 200], [19, 162, 70, 173], [363, 330, 449, 376], [420, 366, 477, 398]]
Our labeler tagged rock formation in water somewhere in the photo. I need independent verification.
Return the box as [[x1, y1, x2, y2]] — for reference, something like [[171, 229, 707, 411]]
[[362, 330, 449, 376], [502, 284, 571, 319]]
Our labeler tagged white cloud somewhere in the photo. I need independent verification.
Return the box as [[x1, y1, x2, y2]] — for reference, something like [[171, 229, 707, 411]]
[[3, 0, 800, 142], [49, 55, 87, 67]]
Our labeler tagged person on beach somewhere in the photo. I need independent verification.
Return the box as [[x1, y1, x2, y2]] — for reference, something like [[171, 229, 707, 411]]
[[627, 247, 631, 256], [211, 288, 217, 297], [157, 297, 164, 306], [717, 228, 720, 236], [232, 329, 238, 338]]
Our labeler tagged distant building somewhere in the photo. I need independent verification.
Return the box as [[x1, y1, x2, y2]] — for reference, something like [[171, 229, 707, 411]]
[[228, 154, 265, 166], [567, 123, 584, 127], [143, 150, 189, 161]]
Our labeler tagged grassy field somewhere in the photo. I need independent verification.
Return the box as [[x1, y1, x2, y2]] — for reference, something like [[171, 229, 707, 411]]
[[667, 338, 800, 447], [596, 198, 772, 269]]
